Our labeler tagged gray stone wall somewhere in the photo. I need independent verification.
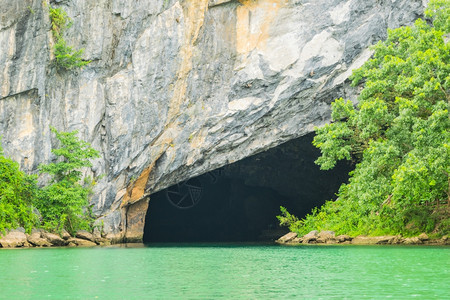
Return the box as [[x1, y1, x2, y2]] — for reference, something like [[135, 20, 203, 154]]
[[0, 0, 425, 239]]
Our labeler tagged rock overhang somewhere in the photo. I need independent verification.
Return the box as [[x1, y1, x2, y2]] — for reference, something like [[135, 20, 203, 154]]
[[0, 0, 426, 240]]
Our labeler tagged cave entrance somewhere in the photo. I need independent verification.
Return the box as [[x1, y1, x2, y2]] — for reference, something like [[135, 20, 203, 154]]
[[143, 133, 352, 243]]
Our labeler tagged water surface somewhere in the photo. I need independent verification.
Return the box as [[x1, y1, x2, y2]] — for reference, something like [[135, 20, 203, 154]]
[[0, 243, 448, 299]]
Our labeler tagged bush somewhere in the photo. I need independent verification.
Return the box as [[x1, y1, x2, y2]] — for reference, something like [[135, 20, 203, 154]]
[[53, 38, 89, 71], [0, 139, 39, 234]]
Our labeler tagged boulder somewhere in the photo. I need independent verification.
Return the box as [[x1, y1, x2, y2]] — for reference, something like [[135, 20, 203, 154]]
[[376, 236, 398, 244], [67, 238, 97, 247], [337, 235, 352, 243], [317, 231, 336, 243], [276, 232, 298, 244], [75, 230, 95, 242], [302, 230, 319, 244], [42, 232, 66, 246], [61, 230, 71, 240], [94, 237, 111, 246], [403, 237, 422, 245], [289, 237, 302, 244], [351, 236, 374, 245], [351, 235, 397, 245], [27, 232, 52, 247], [418, 233, 429, 241], [0, 230, 29, 248], [390, 235, 404, 245]]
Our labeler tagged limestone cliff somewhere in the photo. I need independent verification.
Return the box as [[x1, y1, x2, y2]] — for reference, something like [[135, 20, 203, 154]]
[[0, 0, 425, 241]]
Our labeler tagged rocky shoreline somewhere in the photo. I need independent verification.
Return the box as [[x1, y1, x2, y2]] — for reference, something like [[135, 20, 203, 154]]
[[0, 228, 111, 248], [3, 228, 449, 248], [276, 231, 450, 246]]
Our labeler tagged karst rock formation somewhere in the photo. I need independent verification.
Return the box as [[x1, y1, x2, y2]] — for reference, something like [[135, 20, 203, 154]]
[[0, 0, 424, 241]]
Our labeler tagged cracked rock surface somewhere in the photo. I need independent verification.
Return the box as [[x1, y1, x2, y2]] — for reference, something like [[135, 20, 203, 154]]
[[0, 0, 424, 240]]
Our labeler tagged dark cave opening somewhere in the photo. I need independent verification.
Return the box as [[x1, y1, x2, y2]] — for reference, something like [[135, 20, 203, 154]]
[[143, 133, 353, 243]]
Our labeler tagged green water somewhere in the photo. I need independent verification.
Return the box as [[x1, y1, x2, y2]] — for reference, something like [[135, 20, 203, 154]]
[[0, 244, 448, 299]]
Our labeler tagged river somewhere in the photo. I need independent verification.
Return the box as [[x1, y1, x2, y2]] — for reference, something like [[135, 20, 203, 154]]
[[0, 243, 448, 299]]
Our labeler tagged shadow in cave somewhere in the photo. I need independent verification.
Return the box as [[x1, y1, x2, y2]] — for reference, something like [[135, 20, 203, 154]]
[[143, 133, 353, 243]]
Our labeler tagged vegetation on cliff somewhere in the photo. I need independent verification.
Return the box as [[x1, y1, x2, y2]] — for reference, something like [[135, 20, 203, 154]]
[[279, 0, 450, 237], [49, 6, 90, 71], [0, 128, 99, 235]]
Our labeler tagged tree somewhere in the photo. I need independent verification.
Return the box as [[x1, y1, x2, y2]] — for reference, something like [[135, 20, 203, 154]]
[[35, 127, 100, 234], [0, 138, 38, 234], [281, 0, 450, 237]]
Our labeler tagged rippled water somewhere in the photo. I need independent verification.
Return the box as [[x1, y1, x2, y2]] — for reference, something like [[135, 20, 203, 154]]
[[0, 244, 448, 299]]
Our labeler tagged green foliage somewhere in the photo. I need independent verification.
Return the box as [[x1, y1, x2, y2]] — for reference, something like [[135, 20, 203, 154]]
[[277, 206, 300, 228], [27, 6, 35, 15], [283, 0, 450, 237], [49, 7, 71, 38], [0, 138, 39, 234], [35, 127, 100, 234], [53, 39, 89, 71], [39, 127, 100, 183], [0, 129, 99, 236], [425, 0, 450, 32], [49, 6, 89, 71]]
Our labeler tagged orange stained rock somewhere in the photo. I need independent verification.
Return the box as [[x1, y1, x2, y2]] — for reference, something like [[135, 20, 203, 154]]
[[121, 124, 179, 207], [236, 0, 286, 54], [121, 165, 152, 207], [124, 198, 150, 242]]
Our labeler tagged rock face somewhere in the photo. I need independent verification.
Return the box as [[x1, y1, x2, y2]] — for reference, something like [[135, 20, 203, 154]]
[[0, 0, 425, 241], [0, 229, 29, 248]]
